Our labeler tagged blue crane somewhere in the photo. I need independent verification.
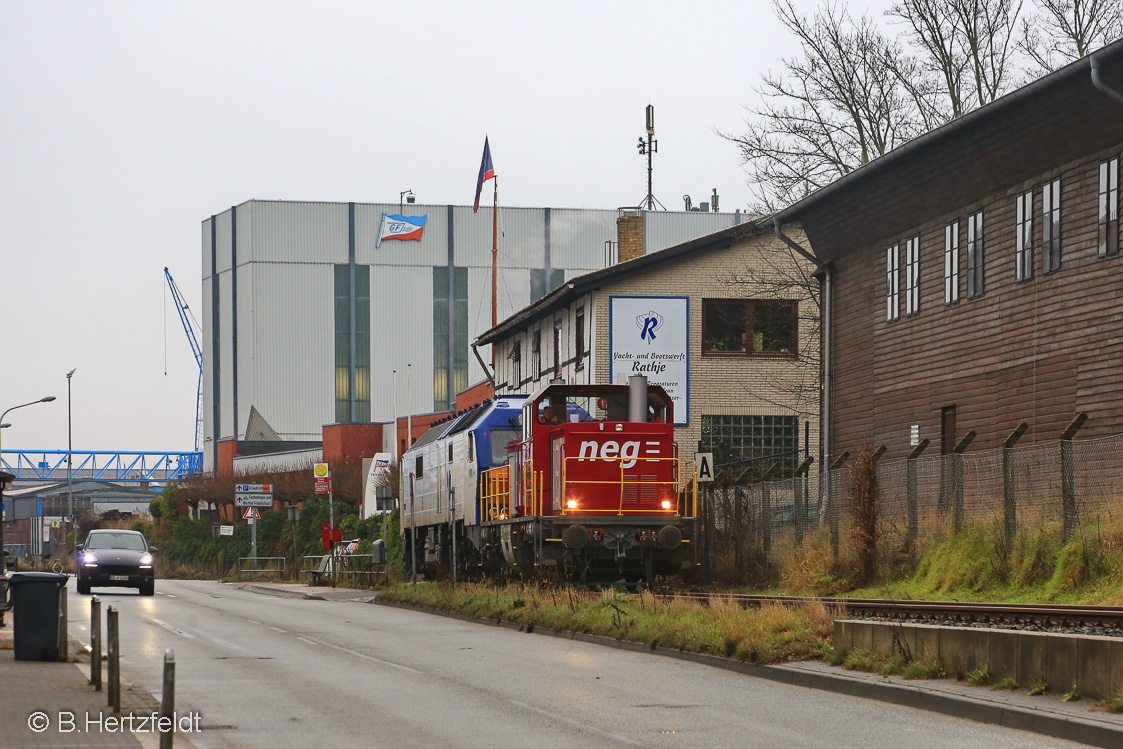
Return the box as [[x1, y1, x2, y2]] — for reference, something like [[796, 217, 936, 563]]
[[164, 267, 204, 453]]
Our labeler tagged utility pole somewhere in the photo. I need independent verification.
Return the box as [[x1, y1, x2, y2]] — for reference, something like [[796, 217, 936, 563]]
[[67, 369, 76, 554]]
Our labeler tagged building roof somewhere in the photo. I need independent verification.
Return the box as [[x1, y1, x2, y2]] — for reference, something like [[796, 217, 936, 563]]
[[476, 220, 766, 345], [776, 39, 1123, 260]]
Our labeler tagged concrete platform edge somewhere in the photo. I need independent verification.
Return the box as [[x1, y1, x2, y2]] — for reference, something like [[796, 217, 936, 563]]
[[373, 598, 1123, 748]]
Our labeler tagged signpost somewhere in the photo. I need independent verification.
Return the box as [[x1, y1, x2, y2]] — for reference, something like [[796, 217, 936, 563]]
[[218, 525, 234, 537], [234, 484, 272, 559], [695, 452, 715, 483], [314, 464, 334, 529]]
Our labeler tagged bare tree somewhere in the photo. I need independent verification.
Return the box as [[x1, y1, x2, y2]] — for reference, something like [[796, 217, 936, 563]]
[[888, 0, 1023, 115], [1020, 0, 1123, 73], [721, 1, 924, 212]]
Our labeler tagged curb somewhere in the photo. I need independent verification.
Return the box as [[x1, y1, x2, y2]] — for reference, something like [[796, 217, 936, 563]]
[[373, 599, 1123, 748], [236, 584, 324, 601]]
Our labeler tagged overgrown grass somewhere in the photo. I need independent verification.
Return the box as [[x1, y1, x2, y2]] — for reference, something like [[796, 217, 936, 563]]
[[381, 582, 836, 665], [833, 648, 943, 680], [835, 523, 1123, 605]]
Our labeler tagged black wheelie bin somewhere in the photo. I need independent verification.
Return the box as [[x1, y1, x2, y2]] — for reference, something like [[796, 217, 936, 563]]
[[9, 571, 68, 661]]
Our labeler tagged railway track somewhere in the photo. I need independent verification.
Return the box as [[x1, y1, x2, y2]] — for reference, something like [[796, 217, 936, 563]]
[[661, 592, 1123, 629]]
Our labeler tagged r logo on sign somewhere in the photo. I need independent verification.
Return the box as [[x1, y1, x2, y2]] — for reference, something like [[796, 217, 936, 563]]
[[635, 310, 664, 343]]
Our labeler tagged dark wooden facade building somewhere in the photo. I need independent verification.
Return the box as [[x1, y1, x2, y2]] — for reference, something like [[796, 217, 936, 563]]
[[777, 40, 1123, 463]]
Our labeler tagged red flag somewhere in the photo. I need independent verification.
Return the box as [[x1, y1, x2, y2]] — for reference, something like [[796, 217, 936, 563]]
[[473, 137, 495, 213]]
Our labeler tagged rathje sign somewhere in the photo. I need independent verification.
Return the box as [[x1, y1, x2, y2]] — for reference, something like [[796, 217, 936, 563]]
[[235, 483, 273, 507]]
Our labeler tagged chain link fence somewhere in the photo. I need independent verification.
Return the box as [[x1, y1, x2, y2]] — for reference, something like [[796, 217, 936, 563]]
[[696, 432, 1123, 585]]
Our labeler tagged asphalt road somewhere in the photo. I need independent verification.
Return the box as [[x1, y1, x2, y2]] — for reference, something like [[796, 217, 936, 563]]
[[65, 580, 1080, 749]]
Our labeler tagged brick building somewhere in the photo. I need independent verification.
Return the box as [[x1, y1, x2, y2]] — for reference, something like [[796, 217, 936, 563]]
[[776, 41, 1123, 462], [477, 217, 820, 475]]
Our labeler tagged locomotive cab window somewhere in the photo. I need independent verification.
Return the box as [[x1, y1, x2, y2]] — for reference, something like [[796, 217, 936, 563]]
[[490, 429, 521, 463]]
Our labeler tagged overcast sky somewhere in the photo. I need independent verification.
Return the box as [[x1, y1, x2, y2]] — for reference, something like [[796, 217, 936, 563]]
[[0, 0, 894, 455]]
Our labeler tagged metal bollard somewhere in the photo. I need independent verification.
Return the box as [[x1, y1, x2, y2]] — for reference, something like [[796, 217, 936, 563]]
[[159, 649, 175, 749], [90, 596, 102, 690], [107, 605, 120, 713]]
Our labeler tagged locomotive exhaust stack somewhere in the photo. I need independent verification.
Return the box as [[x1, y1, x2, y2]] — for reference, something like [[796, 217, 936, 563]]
[[628, 375, 648, 423]]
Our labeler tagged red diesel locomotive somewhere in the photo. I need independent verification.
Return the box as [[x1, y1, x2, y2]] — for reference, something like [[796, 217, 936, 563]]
[[478, 376, 696, 585]]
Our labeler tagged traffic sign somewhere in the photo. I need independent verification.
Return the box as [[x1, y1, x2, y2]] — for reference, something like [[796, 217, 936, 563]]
[[219, 525, 234, 536], [314, 463, 330, 478], [695, 452, 715, 483], [236, 483, 271, 493], [243, 507, 260, 520], [314, 476, 332, 494], [235, 492, 273, 507]]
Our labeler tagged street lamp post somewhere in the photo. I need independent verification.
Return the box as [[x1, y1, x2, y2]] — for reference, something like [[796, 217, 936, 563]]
[[67, 369, 76, 555], [0, 396, 58, 567], [0, 469, 14, 628]]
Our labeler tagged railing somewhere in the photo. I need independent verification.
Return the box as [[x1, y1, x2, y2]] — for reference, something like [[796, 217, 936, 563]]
[[520, 461, 544, 516], [561, 456, 696, 517], [301, 553, 386, 584], [238, 556, 286, 575], [481, 465, 511, 521]]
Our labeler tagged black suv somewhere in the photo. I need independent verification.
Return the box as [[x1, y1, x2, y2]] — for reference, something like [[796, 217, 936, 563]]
[[76, 530, 157, 596]]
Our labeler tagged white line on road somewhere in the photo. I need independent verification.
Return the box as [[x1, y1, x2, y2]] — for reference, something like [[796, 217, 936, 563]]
[[299, 635, 420, 673], [247, 620, 262, 625], [148, 618, 195, 639], [270, 626, 286, 632], [296, 636, 320, 647], [508, 700, 642, 747]]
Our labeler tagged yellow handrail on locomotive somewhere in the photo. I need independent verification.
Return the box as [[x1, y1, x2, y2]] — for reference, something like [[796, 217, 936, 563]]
[[560, 456, 696, 517], [480, 465, 511, 521], [517, 460, 546, 517]]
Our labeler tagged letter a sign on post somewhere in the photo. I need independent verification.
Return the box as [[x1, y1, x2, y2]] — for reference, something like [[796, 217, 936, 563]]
[[695, 453, 715, 483]]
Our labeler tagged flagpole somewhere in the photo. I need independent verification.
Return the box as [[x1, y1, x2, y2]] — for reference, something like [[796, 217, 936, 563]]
[[491, 175, 498, 364]]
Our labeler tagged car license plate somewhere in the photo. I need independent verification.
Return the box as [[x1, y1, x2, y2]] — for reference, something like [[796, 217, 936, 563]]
[[109, 575, 129, 581]]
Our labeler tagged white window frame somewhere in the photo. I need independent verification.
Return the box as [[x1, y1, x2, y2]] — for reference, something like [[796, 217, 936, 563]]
[[1016, 191, 1033, 281], [944, 222, 959, 304], [1043, 179, 1061, 273], [886, 244, 899, 321], [966, 211, 984, 298], [1100, 158, 1119, 257], [905, 236, 920, 315]]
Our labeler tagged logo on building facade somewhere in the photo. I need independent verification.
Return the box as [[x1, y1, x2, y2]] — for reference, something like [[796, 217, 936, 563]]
[[635, 310, 663, 342], [376, 214, 427, 247]]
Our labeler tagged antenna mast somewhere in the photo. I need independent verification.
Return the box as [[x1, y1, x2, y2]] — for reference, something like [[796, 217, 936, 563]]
[[636, 104, 665, 210]]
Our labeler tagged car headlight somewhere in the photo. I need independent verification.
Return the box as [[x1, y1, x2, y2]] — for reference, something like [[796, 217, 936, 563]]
[[139, 554, 153, 566], [82, 552, 98, 566]]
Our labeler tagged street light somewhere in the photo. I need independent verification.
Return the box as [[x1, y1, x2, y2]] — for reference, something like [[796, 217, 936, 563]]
[[0, 396, 57, 576], [0, 396, 57, 457], [66, 368, 76, 555], [0, 468, 13, 627]]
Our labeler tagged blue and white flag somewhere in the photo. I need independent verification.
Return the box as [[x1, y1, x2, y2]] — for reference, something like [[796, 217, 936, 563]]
[[376, 213, 427, 248]]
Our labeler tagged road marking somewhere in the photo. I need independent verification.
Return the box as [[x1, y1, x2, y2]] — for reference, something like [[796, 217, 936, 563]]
[[208, 636, 242, 650], [270, 626, 286, 632], [508, 700, 642, 746], [247, 620, 262, 625], [148, 618, 195, 639], [299, 635, 420, 673], [296, 636, 320, 647]]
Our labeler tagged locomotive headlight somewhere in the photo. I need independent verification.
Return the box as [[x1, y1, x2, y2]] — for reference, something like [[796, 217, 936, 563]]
[[661, 500, 672, 510], [566, 499, 578, 510]]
